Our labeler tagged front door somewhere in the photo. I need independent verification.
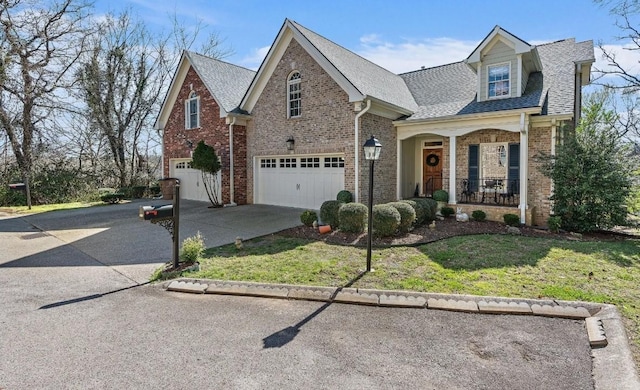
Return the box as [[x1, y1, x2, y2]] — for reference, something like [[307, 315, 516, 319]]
[[423, 149, 443, 197]]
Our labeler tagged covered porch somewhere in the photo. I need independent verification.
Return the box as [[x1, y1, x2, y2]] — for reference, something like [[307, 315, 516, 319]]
[[395, 112, 533, 225]]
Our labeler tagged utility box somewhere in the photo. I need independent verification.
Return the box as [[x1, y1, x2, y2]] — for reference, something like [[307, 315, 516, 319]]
[[139, 204, 174, 221]]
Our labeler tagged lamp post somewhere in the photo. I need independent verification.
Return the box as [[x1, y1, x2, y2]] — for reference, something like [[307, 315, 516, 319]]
[[363, 135, 382, 272]]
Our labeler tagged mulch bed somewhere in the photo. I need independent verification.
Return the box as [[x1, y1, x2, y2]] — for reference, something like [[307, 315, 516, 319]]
[[277, 217, 638, 247]]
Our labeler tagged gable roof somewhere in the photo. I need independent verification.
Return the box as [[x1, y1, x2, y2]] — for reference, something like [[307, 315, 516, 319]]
[[187, 51, 256, 114], [240, 19, 418, 116], [466, 25, 541, 71], [154, 51, 255, 130], [289, 21, 418, 112], [400, 37, 594, 120]]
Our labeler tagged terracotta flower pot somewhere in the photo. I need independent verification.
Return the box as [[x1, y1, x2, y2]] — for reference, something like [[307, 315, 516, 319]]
[[318, 225, 331, 234]]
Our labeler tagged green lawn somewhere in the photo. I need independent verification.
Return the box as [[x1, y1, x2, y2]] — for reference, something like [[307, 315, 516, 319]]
[[0, 201, 104, 214], [184, 233, 640, 366]]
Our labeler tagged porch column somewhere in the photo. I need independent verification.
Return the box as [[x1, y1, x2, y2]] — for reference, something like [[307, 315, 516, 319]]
[[448, 135, 457, 204], [519, 123, 529, 224], [396, 137, 402, 200]]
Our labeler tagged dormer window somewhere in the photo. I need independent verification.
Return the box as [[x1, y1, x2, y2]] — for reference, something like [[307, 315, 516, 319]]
[[185, 91, 200, 129], [488, 64, 510, 98], [287, 71, 301, 118]]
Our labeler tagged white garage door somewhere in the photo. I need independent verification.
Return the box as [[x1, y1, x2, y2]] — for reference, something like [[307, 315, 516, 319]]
[[256, 155, 345, 210], [169, 159, 220, 203]]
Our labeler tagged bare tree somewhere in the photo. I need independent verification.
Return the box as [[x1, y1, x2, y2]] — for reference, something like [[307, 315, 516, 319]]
[[0, 0, 90, 208], [76, 10, 171, 188]]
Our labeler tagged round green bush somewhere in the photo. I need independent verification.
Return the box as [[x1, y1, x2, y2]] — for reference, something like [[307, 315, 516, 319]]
[[441, 206, 455, 217], [388, 202, 416, 233], [338, 202, 367, 233], [432, 189, 449, 202], [320, 200, 344, 229], [336, 190, 353, 203], [547, 216, 562, 233], [400, 199, 425, 226], [503, 213, 520, 226], [300, 210, 318, 227], [471, 210, 486, 222], [372, 204, 401, 237], [180, 232, 205, 264], [422, 198, 438, 221]]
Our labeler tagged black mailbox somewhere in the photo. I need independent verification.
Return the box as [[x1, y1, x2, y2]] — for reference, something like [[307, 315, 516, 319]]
[[139, 204, 173, 221], [9, 183, 26, 191]]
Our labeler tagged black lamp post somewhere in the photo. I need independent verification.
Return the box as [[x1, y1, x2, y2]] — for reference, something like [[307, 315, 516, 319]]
[[363, 135, 382, 272]]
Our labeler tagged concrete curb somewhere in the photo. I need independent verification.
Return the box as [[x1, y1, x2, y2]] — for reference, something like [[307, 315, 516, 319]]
[[165, 278, 640, 390]]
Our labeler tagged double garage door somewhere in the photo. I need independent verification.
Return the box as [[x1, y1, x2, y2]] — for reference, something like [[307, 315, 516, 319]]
[[169, 159, 220, 203], [255, 155, 345, 210]]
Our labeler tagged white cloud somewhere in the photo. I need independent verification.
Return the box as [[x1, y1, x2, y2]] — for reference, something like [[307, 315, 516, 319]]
[[355, 36, 479, 74], [239, 45, 271, 70], [594, 44, 640, 81]]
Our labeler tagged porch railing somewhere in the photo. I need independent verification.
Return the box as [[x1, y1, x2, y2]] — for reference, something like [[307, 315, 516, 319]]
[[457, 178, 520, 207]]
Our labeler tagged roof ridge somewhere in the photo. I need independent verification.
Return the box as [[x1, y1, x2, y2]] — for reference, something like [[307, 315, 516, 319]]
[[186, 50, 256, 73], [399, 61, 466, 76], [289, 20, 400, 78]]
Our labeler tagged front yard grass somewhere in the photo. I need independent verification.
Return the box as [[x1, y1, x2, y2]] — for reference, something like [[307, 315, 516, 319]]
[[183, 233, 640, 366], [0, 201, 103, 214]]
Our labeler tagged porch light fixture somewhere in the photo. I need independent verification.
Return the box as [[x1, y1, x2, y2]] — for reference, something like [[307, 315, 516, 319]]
[[286, 136, 295, 151], [363, 135, 382, 272]]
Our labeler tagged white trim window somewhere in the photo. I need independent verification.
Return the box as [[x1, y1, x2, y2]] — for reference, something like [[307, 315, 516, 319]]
[[287, 71, 301, 118], [488, 63, 510, 98], [185, 91, 200, 129]]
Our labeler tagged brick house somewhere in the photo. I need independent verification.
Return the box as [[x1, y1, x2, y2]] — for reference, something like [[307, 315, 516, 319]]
[[156, 19, 594, 225]]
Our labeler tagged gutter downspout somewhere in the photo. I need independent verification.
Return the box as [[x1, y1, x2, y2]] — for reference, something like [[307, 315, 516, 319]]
[[227, 116, 237, 207], [574, 63, 583, 125], [354, 99, 371, 203]]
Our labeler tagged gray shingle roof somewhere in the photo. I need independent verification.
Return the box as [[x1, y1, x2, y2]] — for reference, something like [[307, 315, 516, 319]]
[[187, 51, 256, 113], [290, 20, 418, 112], [398, 38, 593, 120], [537, 39, 594, 116]]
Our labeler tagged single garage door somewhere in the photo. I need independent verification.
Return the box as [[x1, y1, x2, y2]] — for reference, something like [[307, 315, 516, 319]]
[[169, 159, 220, 203], [256, 155, 345, 210]]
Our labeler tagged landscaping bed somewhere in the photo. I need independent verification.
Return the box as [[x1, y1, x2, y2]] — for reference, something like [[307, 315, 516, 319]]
[[277, 217, 636, 247]]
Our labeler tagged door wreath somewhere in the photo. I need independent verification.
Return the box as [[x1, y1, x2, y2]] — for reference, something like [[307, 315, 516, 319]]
[[426, 153, 439, 167]]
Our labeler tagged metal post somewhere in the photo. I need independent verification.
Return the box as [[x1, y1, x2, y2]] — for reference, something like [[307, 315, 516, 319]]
[[172, 184, 180, 269], [366, 159, 374, 272]]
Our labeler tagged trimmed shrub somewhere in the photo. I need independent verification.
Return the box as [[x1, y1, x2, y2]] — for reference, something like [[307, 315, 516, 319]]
[[547, 216, 562, 233], [471, 210, 486, 222], [149, 186, 161, 197], [400, 199, 425, 226], [372, 204, 401, 237], [320, 200, 344, 229], [180, 232, 205, 264], [503, 213, 520, 226], [131, 186, 147, 198], [338, 202, 367, 233], [300, 210, 318, 227], [422, 198, 438, 221], [441, 206, 455, 218], [100, 193, 124, 204], [432, 189, 449, 202], [336, 190, 353, 203], [388, 201, 416, 233]]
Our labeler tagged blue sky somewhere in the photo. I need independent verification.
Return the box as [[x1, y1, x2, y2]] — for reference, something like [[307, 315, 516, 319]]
[[94, 0, 631, 74]]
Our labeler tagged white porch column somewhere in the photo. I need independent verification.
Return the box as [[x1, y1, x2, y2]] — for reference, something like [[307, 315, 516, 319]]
[[396, 137, 402, 200], [519, 119, 529, 224], [448, 135, 457, 204]]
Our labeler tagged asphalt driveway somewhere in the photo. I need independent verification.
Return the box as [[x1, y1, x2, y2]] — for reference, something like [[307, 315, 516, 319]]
[[0, 201, 638, 389]]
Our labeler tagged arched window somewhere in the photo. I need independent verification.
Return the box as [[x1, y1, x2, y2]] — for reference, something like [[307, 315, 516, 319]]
[[185, 91, 200, 129], [287, 71, 301, 118]]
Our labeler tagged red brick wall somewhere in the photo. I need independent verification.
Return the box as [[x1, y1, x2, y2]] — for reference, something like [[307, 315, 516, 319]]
[[162, 66, 247, 205]]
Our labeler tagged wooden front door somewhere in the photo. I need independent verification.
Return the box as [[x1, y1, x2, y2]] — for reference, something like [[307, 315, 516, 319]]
[[423, 149, 443, 196]]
